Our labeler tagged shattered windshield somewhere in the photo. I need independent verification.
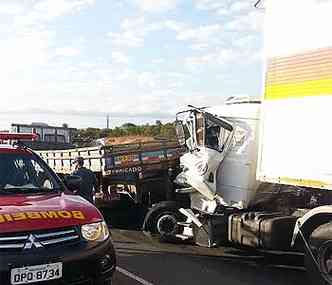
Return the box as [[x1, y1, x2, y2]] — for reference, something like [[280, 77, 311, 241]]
[[0, 153, 61, 194], [205, 115, 232, 152]]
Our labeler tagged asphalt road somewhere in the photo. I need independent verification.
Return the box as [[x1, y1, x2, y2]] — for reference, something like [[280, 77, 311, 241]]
[[111, 229, 308, 285]]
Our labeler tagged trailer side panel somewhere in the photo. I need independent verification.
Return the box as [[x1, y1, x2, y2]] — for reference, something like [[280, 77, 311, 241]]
[[257, 0, 332, 190]]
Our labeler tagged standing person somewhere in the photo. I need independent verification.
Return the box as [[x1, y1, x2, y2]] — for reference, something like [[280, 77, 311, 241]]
[[72, 156, 98, 204]]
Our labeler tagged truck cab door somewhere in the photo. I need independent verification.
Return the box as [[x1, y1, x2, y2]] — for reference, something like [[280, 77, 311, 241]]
[[197, 112, 234, 194], [176, 109, 234, 204]]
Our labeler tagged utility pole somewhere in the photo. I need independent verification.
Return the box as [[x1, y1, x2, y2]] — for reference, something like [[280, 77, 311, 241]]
[[106, 114, 110, 129]]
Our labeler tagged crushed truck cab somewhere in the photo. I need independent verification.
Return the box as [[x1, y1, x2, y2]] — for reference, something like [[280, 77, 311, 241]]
[[0, 133, 116, 285]]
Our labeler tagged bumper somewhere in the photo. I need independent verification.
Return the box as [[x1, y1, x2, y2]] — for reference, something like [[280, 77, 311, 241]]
[[0, 237, 116, 285]]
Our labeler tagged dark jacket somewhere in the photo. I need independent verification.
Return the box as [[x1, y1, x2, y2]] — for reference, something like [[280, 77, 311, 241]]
[[73, 167, 98, 203]]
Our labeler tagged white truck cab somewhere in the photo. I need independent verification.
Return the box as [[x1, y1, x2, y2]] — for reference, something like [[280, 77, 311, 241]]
[[175, 99, 261, 211]]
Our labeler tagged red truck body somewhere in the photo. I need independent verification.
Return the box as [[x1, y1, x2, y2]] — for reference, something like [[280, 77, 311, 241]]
[[0, 134, 116, 285]]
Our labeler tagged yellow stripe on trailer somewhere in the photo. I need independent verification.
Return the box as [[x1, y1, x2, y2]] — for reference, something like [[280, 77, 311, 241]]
[[279, 177, 329, 189], [265, 78, 332, 100], [260, 176, 330, 190]]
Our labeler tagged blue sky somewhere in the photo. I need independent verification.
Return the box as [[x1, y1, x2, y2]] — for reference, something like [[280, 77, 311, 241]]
[[0, 0, 264, 130]]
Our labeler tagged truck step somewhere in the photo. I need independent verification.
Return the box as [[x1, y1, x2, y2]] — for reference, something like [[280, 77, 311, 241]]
[[175, 234, 192, 240], [175, 187, 195, 194], [177, 222, 192, 227]]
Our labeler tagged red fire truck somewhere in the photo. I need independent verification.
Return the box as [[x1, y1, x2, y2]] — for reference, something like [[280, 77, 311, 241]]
[[0, 133, 116, 285]]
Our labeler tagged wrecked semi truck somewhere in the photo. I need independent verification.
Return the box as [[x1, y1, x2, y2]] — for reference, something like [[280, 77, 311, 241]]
[[143, 0, 332, 283]]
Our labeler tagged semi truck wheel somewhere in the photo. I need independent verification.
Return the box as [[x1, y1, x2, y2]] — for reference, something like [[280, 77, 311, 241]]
[[143, 201, 184, 238], [306, 222, 332, 285], [155, 211, 179, 236]]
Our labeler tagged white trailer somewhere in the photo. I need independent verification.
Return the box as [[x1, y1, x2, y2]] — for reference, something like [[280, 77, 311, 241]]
[[143, 1, 332, 283]]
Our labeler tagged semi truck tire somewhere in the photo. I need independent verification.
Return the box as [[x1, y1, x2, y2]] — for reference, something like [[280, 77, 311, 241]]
[[143, 201, 184, 237], [306, 222, 332, 285]]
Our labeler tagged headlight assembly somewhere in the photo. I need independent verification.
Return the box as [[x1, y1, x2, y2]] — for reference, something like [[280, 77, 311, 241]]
[[195, 161, 208, 176], [174, 172, 188, 186], [81, 221, 109, 242]]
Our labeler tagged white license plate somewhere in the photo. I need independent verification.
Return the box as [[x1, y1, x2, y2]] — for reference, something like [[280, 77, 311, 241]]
[[11, 262, 62, 285]]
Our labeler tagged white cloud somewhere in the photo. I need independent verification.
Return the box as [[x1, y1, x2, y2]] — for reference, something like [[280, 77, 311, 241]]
[[195, 0, 254, 15], [152, 58, 166, 64], [164, 20, 185, 32], [109, 17, 165, 48], [0, 28, 54, 75], [34, 0, 95, 18], [216, 49, 238, 64], [233, 34, 257, 48], [0, 0, 96, 113], [176, 24, 222, 42], [0, 3, 23, 15], [121, 16, 145, 29], [225, 11, 263, 32], [230, 1, 251, 12], [190, 43, 210, 51], [185, 46, 260, 71], [163, 20, 223, 48], [138, 72, 158, 89], [112, 51, 130, 64], [109, 17, 147, 48], [195, 0, 226, 11], [13, 0, 95, 26], [113, 68, 133, 81], [0, 0, 94, 74], [185, 53, 215, 70], [55, 47, 81, 57], [110, 18, 223, 50], [109, 31, 144, 48], [134, 0, 178, 12], [217, 8, 228, 15]]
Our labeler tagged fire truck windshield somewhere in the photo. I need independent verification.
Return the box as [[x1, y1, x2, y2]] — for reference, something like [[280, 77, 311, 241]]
[[0, 153, 61, 194]]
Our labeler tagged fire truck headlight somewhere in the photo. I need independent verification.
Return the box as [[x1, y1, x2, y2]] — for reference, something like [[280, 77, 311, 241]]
[[81, 221, 109, 242]]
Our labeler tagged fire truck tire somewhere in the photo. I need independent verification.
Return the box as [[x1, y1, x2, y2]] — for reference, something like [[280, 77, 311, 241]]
[[306, 222, 332, 285]]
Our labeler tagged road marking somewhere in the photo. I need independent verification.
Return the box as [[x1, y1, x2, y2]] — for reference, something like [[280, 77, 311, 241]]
[[117, 266, 155, 285]]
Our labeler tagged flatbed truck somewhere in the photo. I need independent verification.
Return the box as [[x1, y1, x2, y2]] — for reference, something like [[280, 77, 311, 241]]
[[37, 141, 189, 228]]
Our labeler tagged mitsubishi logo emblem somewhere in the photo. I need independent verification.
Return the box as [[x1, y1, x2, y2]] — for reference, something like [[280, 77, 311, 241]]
[[23, 234, 43, 250]]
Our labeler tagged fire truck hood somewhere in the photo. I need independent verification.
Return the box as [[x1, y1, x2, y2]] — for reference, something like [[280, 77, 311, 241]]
[[0, 192, 103, 234]]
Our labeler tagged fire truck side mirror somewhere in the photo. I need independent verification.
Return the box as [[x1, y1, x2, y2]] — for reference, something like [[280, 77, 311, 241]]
[[64, 175, 82, 191]]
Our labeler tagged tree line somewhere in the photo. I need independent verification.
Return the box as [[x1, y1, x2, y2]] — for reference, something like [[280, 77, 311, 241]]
[[73, 121, 177, 144]]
